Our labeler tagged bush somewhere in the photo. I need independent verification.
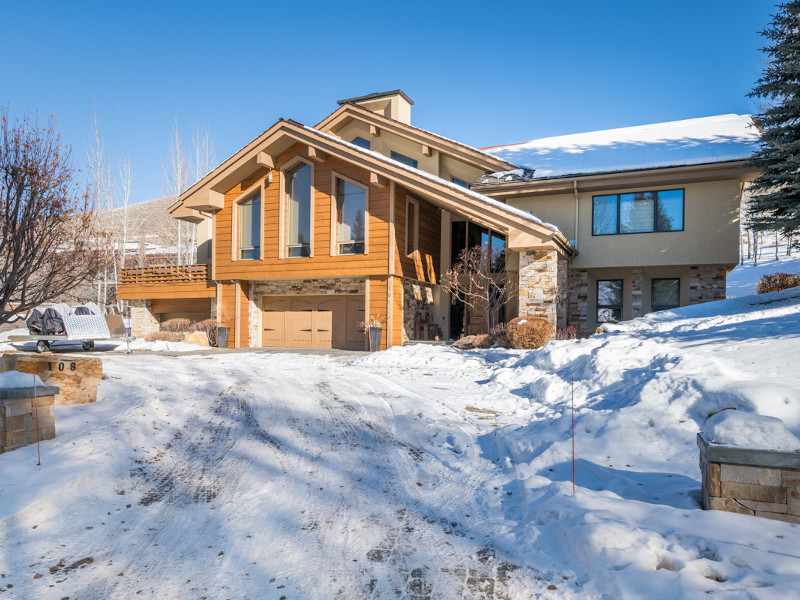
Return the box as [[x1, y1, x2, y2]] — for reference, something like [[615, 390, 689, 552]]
[[160, 318, 192, 333], [756, 272, 800, 294], [145, 331, 177, 342], [472, 334, 493, 348], [191, 318, 219, 346], [505, 317, 553, 349]]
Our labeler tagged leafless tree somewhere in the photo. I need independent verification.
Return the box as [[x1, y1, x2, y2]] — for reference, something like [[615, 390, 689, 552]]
[[441, 245, 516, 335], [0, 108, 105, 326], [162, 117, 192, 265]]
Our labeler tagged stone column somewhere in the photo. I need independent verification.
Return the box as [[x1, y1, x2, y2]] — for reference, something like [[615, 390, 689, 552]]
[[631, 269, 644, 318], [129, 299, 159, 339], [0, 379, 59, 453], [518, 250, 564, 330], [568, 269, 589, 333], [690, 266, 727, 304]]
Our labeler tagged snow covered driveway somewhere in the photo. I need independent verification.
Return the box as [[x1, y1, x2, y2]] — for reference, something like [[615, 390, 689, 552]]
[[2, 288, 800, 599]]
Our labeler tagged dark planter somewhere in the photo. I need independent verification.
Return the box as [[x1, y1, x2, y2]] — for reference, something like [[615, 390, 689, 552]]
[[368, 326, 382, 352], [216, 326, 230, 349]]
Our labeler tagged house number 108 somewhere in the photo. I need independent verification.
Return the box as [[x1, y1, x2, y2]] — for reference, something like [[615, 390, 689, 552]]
[[47, 361, 77, 372]]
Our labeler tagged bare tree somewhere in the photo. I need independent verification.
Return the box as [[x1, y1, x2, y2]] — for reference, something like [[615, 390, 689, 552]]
[[0, 108, 105, 326], [441, 245, 516, 335], [162, 117, 192, 265]]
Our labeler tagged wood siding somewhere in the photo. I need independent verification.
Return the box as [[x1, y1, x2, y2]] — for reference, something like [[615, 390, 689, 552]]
[[394, 185, 441, 284], [214, 143, 391, 281]]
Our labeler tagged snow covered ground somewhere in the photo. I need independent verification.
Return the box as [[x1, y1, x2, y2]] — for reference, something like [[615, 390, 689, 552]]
[[1, 288, 800, 599], [727, 245, 800, 298]]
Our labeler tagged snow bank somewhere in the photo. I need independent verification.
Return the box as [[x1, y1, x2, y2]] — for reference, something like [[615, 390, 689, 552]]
[[0, 370, 46, 388], [703, 410, 800, 452]]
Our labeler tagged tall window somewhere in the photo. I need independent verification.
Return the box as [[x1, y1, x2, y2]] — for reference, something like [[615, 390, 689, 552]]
[[450, 221, 506, 271], [651, 278, 680, 312], [597, 279, 623, 323], [592, 189, 684, 235], [391, 151, 418, 169], [285, 162, 312, 257], [335, 178, 366, 255], [238, 192, 261, 259]]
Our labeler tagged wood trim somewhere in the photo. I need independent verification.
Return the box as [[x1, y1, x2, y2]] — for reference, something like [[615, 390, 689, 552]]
[[405, 197, 419, 259], [256, 151, 274, 169], [234, 281, 241, 349], [330, 170, 370, 257], [279, 156, 316, 259], [389, 181, 396, 276], [386, 276, 393, 349]]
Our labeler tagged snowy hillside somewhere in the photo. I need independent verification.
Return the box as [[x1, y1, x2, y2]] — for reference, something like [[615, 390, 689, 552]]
[[1, 289, 799, 598]]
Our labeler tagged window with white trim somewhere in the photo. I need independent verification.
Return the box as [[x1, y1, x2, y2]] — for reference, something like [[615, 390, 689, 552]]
[[238, 192, 261, 260], [334, 177, 366, 255], [285, 162, 312, 257]]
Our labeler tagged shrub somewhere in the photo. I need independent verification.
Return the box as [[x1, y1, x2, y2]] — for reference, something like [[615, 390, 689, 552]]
[[160, 318, 192, 333], [191, 318, 219, 346], [145, 331, 177, 342], [472, 334, 493, 348], [553, 325, 590, 340], [505, 317, 553, 349], [756, 272, 800, 294]]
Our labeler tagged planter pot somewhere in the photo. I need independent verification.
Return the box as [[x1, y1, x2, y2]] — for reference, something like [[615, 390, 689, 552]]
[[368, 326, 382, 352]]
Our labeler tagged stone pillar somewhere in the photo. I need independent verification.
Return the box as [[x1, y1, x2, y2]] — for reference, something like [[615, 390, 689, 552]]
[[0, 377, 58, 453], [518, 250, 564, 330], [129, 299, 159, 339], [567, 269, 589, 333], [690, 266, 727, 305], [3, 353, 102, 405], [631, 269, 644, 319]]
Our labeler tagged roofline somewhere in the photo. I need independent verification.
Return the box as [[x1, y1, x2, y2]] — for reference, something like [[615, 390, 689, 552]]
[[315, 103, 518, 174], [177, 120, 574, 256], [473, 160, 760, 199], [337, 89, 414, 106]]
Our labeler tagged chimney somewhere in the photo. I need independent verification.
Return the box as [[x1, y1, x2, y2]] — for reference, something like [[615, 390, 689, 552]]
[[337, 90, 414, 125]]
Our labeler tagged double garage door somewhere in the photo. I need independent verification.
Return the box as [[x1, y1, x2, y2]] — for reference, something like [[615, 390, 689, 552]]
[[261, 295, 366, 349]]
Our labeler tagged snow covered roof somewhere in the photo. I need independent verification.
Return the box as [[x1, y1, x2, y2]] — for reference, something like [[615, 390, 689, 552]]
[[481, 114, 760, 182]]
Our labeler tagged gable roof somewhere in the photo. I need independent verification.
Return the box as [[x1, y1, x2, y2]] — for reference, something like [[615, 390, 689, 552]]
[[337, 89, 414, 106], [316, 102, 517, 174], [481, 114, 760, 182]]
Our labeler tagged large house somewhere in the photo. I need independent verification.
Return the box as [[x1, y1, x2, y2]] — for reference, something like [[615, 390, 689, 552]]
[[117, 90, 760, 349]]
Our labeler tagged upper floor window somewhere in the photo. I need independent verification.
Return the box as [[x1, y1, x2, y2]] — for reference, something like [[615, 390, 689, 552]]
[[335, 177, 366, 255], [651, 278, 680, 312], [238, 192, 261, 260], [285, 161, 312, 257], [597, 279, 623, 323], [391, 151, 418, 169], [592, 189, 684, 235], [351, 136, 371, 150], [452, 177, 470, 189]]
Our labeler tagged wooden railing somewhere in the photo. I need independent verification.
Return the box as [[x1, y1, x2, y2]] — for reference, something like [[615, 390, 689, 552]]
[[119, 264, 209, 286]]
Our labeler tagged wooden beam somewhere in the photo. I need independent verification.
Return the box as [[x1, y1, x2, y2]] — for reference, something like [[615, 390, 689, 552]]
[[422, 144, 432, 157], [308, 146, 327, 162], [370, 173, 388, 188], [256, 151, 274, 169], [369, 124, 380, 137]]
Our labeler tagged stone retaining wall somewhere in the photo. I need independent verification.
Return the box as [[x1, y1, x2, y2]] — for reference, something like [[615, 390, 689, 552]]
[[0, 384, 59, 453], [698, 434, 800, 524]]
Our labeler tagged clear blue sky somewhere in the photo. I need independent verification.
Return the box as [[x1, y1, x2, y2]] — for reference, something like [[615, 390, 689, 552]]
[[1, 0, 776, 204]]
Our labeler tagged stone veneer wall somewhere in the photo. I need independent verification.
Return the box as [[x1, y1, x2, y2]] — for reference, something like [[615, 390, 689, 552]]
[[690, 266, 727, 305], [631, 269, 644, 319], [247, 278, 366, 347], [402, 279, 436, 341], [518, 250, 567, 330], [698, 434, 800, 524], [129, 299, 159, 339], [567, 269, 589, 332], [0, 384, 58, 453]]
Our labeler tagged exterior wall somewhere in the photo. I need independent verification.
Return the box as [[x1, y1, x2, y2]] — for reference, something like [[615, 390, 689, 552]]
[[518, 250, 565, 330], [130, 299, 159, 338], [689, 265, 727, 304], [402, 279, 437, 341], [567, 269, 589, 332], [394, 186, 441, 285], [196, 217, 213, 264], [246, 278, 367, 347], [506, 179, 742, 269]]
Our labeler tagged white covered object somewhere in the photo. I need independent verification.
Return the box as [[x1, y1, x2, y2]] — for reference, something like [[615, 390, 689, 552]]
[[703, 410, 800, 452], [0, 370, 46, 389]]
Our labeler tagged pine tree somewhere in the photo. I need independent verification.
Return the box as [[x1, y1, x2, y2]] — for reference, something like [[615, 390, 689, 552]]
[[748, 1, 800, 234]]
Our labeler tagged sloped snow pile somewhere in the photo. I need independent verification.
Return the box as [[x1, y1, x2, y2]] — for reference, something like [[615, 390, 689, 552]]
[[703, 410, 800, 452]]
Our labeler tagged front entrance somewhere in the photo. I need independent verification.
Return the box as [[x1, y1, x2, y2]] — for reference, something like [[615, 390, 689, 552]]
[[261, 295, 365, 349]]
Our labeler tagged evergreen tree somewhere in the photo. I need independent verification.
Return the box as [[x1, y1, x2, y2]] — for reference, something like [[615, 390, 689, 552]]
[[748, 1, 800, 234]]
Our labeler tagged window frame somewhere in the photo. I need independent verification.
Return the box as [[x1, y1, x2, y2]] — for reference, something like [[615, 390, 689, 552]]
[[391, 151, 419, 169], [591, 188, 685, 236], [231, 180, 264, 262], [596, 279, 624, 323], [651, 277, 681, 312], [351, 136, 371, 150], [330, 171, 369, 256], [279, 156, 315, 259], [406, 197, 419, 259], [452, 177, 471, 189]]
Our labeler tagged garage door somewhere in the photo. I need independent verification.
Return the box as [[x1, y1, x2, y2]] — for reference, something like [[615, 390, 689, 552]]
[[261, 295, 365, 349]]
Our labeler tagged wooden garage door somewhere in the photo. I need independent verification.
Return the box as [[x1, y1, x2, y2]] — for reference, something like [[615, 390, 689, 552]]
[[261, 295, 365, 349]]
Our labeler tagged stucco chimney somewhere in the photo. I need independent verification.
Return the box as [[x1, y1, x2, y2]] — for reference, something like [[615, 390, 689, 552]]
[[337, 90, 414, 125]]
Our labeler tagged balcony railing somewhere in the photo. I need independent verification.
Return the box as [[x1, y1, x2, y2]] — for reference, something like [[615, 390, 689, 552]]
[[119, 264, 209, 286]]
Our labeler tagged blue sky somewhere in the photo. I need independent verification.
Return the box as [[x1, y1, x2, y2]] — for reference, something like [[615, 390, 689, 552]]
[[2, 0, 776, 204]]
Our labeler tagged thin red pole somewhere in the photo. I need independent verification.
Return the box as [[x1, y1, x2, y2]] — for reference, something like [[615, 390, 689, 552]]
[[33, 374, 41, 466], [571, 376, 575, 495]]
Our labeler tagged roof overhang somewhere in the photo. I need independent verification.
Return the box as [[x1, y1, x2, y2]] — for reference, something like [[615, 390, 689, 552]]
[[315, 103, 518, 174], [176, 119, 574, 257], [473, 160, 760, 200]]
